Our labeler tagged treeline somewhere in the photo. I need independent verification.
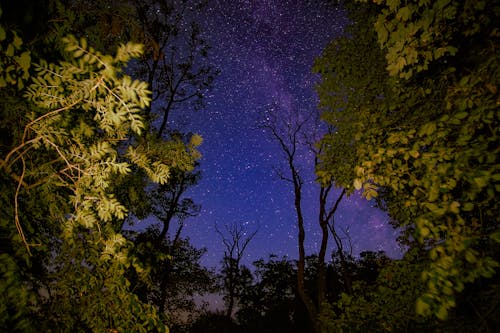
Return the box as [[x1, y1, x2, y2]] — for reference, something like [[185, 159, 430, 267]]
[[191, 248, 497, 333]]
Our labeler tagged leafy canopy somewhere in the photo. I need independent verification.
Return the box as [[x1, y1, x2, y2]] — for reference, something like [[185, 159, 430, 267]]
[[315, 0, 499, 320], [0, 19, 202, 330]]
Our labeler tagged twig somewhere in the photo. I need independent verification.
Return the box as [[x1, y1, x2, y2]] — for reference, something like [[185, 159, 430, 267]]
[[14, 157, 32, 255]]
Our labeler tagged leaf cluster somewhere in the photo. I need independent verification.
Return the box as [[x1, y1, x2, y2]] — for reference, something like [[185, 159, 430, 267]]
[[0, 29, 175, 331], [0, 7, 31, 89]]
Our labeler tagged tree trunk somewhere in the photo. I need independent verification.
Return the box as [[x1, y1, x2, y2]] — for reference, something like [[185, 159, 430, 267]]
[[292, 163, 320, 333], [317, 186, 329, 306]]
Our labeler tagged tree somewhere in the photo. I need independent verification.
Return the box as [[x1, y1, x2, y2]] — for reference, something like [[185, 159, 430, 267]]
[[261, 106, 319, 331], [189, 311, 241, 333], [127, 227, 215, 330], [315, 0, 499, 320], [129, 0, 216, 137], [262, 104, 347, 332], [318, 176, 347, 298], [319, 249, 431, 332], [236, 255, 299, 333], [216, 222, 257, 320], [0, 6, 206, 327], [149, 140, 202, 245], [30, 2, 217, 324]]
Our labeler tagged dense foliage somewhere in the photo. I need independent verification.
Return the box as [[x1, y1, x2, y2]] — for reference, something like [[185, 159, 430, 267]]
[[0, 23, 171, 332], [0, 1, 210, 331], [315, 0, 499, 324]]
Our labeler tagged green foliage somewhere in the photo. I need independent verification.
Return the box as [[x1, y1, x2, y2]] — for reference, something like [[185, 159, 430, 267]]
[[313, 2, 389, 191], [319, 250, 431, 332], [316, 0, 499, 321], [0, 30, 186, 331], [16, 35, 158, 238], [0, 253, 35, 331], [0, 7, 31, 89], [127, 228, 215, 329], [41, 0, 217, 137], [1, 2, 209, 331], [236, 255, 301, 333], [319, 247, 500, 332]]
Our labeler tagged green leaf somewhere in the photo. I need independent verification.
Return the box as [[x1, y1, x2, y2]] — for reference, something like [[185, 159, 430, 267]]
[[374, 19, 389, 44], [465, 251, 476, 264], [80, 37, 87, 50], [418, 122, 436, 137], [397, 7, 411, 21], [17, 52, 31, 71], [490, 230, 500, 243], [436, 305, 448, 320], [73, 49, 84, 58], [473, 175, 489, 188], [12, 32, 22, 48], [420, 226, 430, 238], [462, 202, 474, 211], [449, 201, 460, 214], [416, 298, 430, 315], [190, 133, 203, 146]]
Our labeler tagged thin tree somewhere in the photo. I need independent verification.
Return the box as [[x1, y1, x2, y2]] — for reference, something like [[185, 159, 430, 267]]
[[215, 222, 258, 320], [261, 105, 319, 332], [262, 105, 346, 333], [150, 166, 202, 313], [131, 0, 217, 137], [309, 125, 348, 300]]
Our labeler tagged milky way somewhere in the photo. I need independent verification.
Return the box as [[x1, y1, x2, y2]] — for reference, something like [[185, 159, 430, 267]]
[[168, 0, 403, 268]]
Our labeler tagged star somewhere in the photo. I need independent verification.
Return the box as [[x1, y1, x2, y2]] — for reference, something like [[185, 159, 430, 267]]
[[169, 0, 402, 268]]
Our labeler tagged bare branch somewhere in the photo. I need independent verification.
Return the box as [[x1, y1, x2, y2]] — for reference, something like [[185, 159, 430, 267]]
[[325, 188, 346, 224], [14, 157, 31, 255], [274, 166, 293, 183]]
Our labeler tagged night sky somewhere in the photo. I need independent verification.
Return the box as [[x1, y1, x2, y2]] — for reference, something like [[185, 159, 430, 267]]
[[164, 0, 403, 268]]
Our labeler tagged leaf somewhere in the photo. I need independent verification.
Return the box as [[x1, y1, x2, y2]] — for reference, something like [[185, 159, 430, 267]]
[[490, 230, 500, 243], [418, 122, 436, 137], [449, 201, 460, 214], [420, 226, 430, 238], [190, 133, 203, 146], [462, 202, 473, 211], [354, 178, 363, 190], [436, 305, 448, 320], [409, 150, 419, 158], [397, 7, 412, 21], [374, 19, 389, 45], [473, 175, 489, 188], [465, 251, 476, 264], [73, 49, 84, 58], [365, 188, 378, 200], [387, 0, 401, 11], [12, 32, 22, 48], [416, 298, 430, 315], [17, 51, 31, 72], [80, 37, 87, 50]]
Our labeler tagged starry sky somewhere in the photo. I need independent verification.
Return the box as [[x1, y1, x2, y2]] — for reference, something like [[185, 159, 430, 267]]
[[166, 0, 403, 268]]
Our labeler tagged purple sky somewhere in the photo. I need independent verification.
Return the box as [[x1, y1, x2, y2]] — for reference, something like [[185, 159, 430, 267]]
[[157, 0, 403, 268]]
